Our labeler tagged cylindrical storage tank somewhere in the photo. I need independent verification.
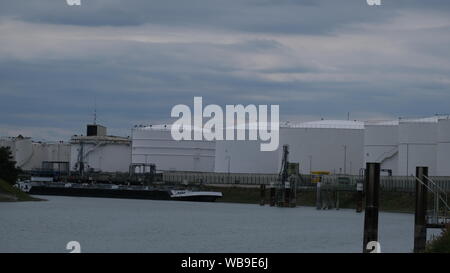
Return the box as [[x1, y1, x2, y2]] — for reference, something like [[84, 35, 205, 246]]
[[12, 137, 33, 170], [437, 118, 450, 176], [364, 122, 398, 175], [398, 120, 437, 176], [214, 138, 280, 174], [132, 125, 215, 172], [281, 121, 364, 175]]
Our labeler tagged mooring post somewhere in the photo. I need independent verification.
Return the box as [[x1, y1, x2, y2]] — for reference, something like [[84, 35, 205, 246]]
[[289, 179, 297, 207], [414, 166, 428, 253], [316, 182, 321, 210], [356, 181, 363, 213], [336, 191, 340, 210], [284, 181, 290, 207], [269, 184, 276, 206], [363, 162, 380, 253], [260, 184, 266, 206]]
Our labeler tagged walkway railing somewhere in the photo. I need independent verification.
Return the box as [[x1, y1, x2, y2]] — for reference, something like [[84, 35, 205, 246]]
[[422, 175, 450, 226], [162, 171, 450, 192]]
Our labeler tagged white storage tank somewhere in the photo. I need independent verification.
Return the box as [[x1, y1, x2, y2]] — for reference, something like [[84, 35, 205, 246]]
[[398, 118, 438, 176], [282, 120, 364, 175], [437, 118, 450, 176], [364, 121, 399, 175], [70, 135, 131, 173], [132, 125, 215, 172], [0, 136, 33, 169], [214, 136, 280, 174], [214, 120, 364, 175]]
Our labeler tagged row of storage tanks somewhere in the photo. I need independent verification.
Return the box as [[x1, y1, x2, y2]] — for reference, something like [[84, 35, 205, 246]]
[[365, 117, 450, 176], [0, 136, 70, 171], [3, 117, 448, 176], [131, 117, 450, 176]]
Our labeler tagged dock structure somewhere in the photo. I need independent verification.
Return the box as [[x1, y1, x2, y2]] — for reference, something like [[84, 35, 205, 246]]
[[414, 166, 450, 252]]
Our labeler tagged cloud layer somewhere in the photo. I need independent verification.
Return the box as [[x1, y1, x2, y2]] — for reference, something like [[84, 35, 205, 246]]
[[1, 0, 450, 140]]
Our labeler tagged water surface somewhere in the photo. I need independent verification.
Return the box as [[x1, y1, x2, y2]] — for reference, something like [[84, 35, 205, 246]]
[[0, 196, 440, 253]]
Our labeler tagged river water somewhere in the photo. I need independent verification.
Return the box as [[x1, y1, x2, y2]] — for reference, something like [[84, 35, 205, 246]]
[[0, 196, 441, 253]]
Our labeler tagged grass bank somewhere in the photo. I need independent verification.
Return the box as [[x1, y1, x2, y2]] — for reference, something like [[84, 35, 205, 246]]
[[0, 179, 44, 202], [425, 225, 450, 253], [206, 185, 417, 213]]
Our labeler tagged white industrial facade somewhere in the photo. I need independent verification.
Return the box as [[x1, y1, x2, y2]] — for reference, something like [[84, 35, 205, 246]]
[[364, 116, 450, 176], [215, 120, 365, 175], [70, 135, 131, 173], [437, 119, 450, 176], [131, 125, 215, 172], [398, 120, 437, 176], [364, 122, 399, 176], [282, 121, 364, 175], [3, 116, 449, 176], [0, 136, 70, 171], [215, 137, 279, 174]]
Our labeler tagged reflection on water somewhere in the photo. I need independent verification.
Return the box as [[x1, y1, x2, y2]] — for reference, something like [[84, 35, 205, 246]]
[[0, 196, 441, 253]]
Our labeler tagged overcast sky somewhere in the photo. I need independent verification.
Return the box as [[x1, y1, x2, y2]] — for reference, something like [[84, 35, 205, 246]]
[[1, 0, 449, 141]]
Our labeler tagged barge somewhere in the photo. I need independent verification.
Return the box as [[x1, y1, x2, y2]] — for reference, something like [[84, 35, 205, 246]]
[[16, 181, 222, 202]]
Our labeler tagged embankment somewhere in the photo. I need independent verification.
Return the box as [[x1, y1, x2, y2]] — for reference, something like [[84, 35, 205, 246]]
[[0, 179, 44, 202]]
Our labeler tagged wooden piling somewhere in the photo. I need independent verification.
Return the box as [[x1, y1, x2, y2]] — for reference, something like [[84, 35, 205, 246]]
[[356, 182, 363, 213], [269, 186, 276, 206], [260, 184, 266, 206], [336, 191, 340, 210], [316, 182, 321, 210], [289, 180, 297, 208], [363, 163, 380, 253], [284, 182, 290, 207]]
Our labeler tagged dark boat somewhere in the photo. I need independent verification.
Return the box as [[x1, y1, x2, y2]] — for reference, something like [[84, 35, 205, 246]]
[[16, 181, 222, 202]]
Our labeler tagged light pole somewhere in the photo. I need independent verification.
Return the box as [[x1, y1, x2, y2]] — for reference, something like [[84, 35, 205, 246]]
[[343, 145, 347, 174], [309, 155, 312, 174], [225, 149, 231, 184]]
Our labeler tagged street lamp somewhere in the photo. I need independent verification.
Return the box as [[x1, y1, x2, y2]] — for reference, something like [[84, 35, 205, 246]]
[[343, 145, 347, 174]]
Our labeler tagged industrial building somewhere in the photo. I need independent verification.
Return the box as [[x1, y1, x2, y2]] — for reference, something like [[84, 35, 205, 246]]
[[134, 117, 449, 177], [132, 120, 364, 175], [215, 120, 364, 175], [0, 135, 70, 172], [131, 125, 215, 172], [69, 124, 131, 173], [2, 116, 448, 178], [364, 116, 450, 176]]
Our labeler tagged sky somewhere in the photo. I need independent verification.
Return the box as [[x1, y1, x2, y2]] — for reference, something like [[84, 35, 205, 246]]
[[0, 0, 450, 141]]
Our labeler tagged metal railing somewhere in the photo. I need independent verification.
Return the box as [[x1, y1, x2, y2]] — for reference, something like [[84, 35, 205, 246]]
[[422, 176, 450, 226], [161, 171, 450, 192]]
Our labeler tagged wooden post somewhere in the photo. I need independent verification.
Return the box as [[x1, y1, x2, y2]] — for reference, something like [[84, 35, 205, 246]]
[[316, 182, 321, 210], [356, 181, 363, 213], [269, 185, 276, 206], [260, 184, 266, 206], [414, 166, 428, 253], [290, 180, 297, 208], [363, 163, 380, 253], [336, 191, 340, 210], [284, 182, 290, 207]]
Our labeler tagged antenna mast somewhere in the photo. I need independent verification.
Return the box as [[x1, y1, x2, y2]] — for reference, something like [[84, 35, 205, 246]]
[[94, 98, 97, 125]]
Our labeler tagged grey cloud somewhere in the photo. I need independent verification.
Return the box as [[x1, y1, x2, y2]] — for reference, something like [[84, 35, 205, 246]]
[[0, 0, 396, 34], [0, 1, 450, 140]]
